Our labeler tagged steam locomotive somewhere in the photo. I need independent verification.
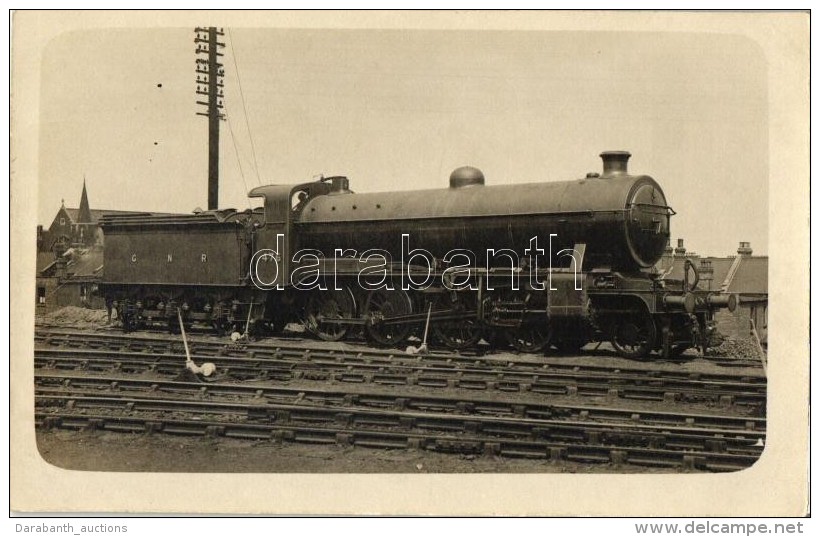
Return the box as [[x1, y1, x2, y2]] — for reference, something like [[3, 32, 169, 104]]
[[99, 151, 736, 359]]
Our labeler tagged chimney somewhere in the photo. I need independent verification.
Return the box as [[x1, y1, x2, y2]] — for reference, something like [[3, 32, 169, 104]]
[[737, 241, 752, 256], [674, 238, 686, 256], [699, 259, 714, 276], [699, 259, 714, 290], [54, 257, 68, 280], [664, 238, 673, 256], [600, 151, 631, 177]]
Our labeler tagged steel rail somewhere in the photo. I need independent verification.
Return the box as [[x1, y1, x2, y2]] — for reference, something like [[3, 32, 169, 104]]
[[34, 346, 767, 406], [35, 326, 765, 369], [35, 391, 765, 454], [35, 408, 762, 472], [34, 371, 766, 432]]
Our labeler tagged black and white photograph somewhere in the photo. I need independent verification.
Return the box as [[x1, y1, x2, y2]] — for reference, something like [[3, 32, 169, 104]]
[[10, 10, 809, 516]]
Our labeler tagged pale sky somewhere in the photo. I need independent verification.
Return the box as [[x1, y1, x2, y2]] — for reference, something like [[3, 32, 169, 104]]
[[38, 28, 768, 257]]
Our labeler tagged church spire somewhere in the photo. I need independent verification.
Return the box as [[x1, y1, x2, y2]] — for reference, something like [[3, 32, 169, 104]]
[[77, 178, 92, 223]]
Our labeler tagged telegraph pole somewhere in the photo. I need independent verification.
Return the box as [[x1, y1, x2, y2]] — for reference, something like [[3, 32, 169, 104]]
[[194, 27, 225, 210]]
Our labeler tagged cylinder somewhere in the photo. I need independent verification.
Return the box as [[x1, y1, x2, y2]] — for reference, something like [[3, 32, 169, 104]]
[[707, 293, 737, 312], [663, 293, 696, 314]]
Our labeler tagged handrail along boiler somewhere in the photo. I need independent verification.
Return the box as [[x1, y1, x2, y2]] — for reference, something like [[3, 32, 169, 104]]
[[99, 151, 735, 358]]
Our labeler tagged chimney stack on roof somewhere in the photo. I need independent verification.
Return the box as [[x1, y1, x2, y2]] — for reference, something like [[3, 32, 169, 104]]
[[737, 241, 753, 256], [699, 259, 714, 289], [674, 238, 686, 256], [54, 257, 68, 280]]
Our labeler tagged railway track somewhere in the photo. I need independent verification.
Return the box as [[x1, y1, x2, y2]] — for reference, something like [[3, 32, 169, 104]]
[[33, 326, 767, 471], [35, 371, 766, 431], [35, 325, 765, 369], [34, 345, 767, 407], [35, 373, 764, 472]]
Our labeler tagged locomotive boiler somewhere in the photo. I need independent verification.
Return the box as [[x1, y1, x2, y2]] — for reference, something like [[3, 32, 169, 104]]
[[99, 151, 736, 359], [293, 151, 667, 272]]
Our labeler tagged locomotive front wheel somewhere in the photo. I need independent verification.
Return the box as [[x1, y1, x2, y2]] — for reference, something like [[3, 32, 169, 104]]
[[304, 288, 356, 342], [610, 313, 657, 360], [553, 335, 587, 355], [364, 289, 413, 347], [432, 293, 482, 350], [505, 324, 552, 353], [669, 344, 691, 358], [485, 329, 512, 350]]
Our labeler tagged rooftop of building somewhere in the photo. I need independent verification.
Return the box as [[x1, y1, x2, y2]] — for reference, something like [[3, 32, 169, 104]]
[[656, 240, 767, 295]]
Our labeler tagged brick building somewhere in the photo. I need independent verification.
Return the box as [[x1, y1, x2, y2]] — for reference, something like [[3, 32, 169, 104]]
[[36, 247, 105, 316], [655, 239, 768, 343], [37, 180, 138, 255], [35, 181, 141, 315]]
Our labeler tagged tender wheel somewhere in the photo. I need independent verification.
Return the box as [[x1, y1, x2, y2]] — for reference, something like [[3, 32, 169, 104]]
[[121, 312, 136, 333], [168, 312, 192, 335], [211, 321, 227, 337], [168, 317, 181, 334], [505, 324, 552, 353], [431, 292, 482, 350], [304, 287, 356, 342], [364, 288, 413, 347], [118, 299, 140, 332], [210, 302, 230, 336], [610, 313, 657, 359]]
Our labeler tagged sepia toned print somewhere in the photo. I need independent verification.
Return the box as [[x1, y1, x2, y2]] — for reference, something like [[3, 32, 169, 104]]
[[11, 11, 808, 515]]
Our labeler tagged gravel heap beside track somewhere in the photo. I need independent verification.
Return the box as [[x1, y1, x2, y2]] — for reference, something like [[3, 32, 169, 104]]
[[705, 338, 764, 360], [42, 307, 109, 327]]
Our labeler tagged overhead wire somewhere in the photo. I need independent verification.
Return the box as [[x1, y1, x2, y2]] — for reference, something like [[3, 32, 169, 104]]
[[227, 28, 263, 186], [222, 102, 253, 210]]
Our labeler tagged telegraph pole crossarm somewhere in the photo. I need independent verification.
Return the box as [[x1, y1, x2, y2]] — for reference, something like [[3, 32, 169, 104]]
[[194, 27, 226, 211]]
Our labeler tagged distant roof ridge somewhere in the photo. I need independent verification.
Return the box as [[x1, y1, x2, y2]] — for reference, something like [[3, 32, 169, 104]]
[[60, 207, 160, 225], [700, 254, 768, 260], [720, 254, 744, 292], [65, 207, 146, 212], [726, 256, 768, 294]]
